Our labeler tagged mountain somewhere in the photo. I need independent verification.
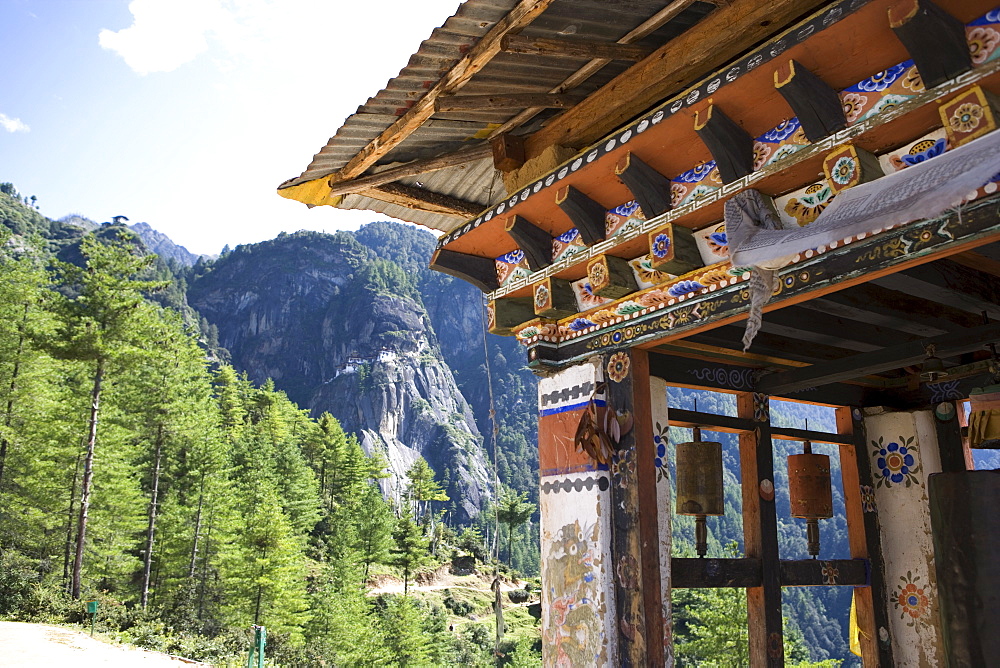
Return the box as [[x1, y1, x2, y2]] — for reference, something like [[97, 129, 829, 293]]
[[129, 221, 201, 266], [186, 230, 494, 522]]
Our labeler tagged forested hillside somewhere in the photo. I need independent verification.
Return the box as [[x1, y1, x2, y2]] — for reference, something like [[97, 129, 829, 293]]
[[0, 190, 541, 665]]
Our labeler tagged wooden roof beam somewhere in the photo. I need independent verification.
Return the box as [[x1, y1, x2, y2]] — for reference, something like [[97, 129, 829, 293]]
[[327, 143, 492, 197], [500, 34, 654, 61], [328, 0, 557, 187], [360, 183, 482, 219], [487, 0, 708, 139], [520, 0, 826, 159], [757, 322, 1000, 395], [435, 93, 584, 112]]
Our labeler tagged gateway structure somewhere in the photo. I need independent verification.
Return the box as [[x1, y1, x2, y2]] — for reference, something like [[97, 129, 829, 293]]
[[280, 0, 1000, 664]]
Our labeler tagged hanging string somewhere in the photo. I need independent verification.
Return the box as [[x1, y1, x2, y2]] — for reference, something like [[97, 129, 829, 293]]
[[481, 295, 500, 563]]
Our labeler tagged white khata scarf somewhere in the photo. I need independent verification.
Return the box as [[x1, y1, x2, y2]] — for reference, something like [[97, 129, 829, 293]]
[[726, 128, 1000, 350]]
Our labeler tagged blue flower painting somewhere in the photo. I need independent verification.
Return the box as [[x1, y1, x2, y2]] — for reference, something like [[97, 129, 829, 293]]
[[900, 138, 947, 167], [872, 435, 921, 487]]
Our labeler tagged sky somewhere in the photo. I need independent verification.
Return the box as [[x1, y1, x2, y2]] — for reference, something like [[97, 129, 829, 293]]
[[1, 0, 462, 255]]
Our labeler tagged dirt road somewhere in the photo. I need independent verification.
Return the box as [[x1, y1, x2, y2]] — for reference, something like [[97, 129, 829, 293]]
[[0, 621, 206, 667]]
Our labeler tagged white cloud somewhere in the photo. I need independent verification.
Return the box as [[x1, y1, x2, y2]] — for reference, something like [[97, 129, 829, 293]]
[[0, 113, 29, 133], [98, 0, 237, 75]]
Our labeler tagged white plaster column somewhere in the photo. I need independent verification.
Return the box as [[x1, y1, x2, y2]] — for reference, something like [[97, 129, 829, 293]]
[[538, 360, 617, 666], [863, 408, 945, 666], [650, 376, 673, 664]]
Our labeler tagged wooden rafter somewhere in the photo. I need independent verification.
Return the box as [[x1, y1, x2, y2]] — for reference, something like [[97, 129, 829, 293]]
[[521, 0, 826, 158], [499, 34, 653, 61], [327, 143, 492, 197], [359, 183, 482, 218], [488, 0, 706, 139], [434, 93, 584, 112], [327, 0, 557, 187]]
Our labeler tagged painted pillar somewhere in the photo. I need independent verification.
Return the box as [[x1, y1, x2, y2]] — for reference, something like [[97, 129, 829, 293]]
[[863, 408, 946, 666], [538, 359, 618, 666], [537, 352, 672, 667]]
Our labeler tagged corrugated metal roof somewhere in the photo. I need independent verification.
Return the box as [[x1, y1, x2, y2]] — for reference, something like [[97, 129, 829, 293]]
[[283, 0, 717, 232]]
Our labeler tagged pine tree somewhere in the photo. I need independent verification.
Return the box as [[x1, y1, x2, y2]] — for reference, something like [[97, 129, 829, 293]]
[[42, 232, 166, 598], [390, 505, 429, 596], [354, 484, 393, 583], [495, 486, 535, 567]]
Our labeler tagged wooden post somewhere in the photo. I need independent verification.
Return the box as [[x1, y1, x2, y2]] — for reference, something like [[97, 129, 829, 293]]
[[605, 349, 665, 666], [836, 407, 893, 667], [737, 392, 783, 667]]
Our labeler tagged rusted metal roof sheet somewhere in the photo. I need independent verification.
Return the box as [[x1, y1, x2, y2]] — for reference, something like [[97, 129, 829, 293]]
[[284, 0, 716, 232]]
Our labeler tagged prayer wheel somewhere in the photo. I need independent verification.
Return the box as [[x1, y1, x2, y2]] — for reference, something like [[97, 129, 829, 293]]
[[676, 427, 724, 557], [788, 441, 832, 558]]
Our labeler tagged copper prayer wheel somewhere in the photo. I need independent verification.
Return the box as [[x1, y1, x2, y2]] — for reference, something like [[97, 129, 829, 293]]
[[788, 441, 833, 558], [675, 438, 725, 517], [788, 451, 833, 520]]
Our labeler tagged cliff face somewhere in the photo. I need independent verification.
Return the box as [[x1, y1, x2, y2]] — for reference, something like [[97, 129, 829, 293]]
[[187, 231, 491, 521]]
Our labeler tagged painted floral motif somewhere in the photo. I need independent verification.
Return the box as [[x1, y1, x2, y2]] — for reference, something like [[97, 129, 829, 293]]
[[534, 283, 550, 310], [752, 141, 772, 170], [612, 200, 641, 217], [872, 435, 921, 487], [572, 279, 611, 310], [653, 421, 670, 483], [569, 317, 598, 331], [667, 280, 706, 297], [762, 117, 801, 142], [651, 233, 672, 260], [968, 26, 1000, 64], [588, 261, 609, 291], [901, 137, 947, 166], [495, 249, 530, 286], [753, 392, 769, 422], [830, 156, 856, 186], [782, 183, 834, 227], [860, 484, 876, 513], [612, 446, 636, 488], [821, 561, 840, 585], [670, 183, 687, 207], [678, 184, 717, 207], [675, 161, 717, 183], [950, 102, 984, 133], [629, 255, 671, 288], [707, 229, 727, 255], [901, 66, 924, 92], [766, 143, 803, 167], [552, 227, 586, 263], [854, 63, 908, 92], [841, 92, 869, 123], [893, 571, 929, 627], [607, 352, 630, 383], [860, 94, 911, 122]]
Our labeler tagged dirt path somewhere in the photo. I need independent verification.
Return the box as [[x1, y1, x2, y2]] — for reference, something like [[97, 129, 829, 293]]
[[0, 621, 208, 667], [368, 570, 523, 596]]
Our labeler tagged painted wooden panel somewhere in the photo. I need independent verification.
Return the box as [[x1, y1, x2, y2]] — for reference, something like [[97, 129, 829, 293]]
[[863, 409, 946, 666]]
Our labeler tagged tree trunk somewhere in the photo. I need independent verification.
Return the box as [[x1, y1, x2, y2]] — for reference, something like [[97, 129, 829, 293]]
[[188, 474, 205, 580], [197, 505, 214, 620], [0, 303, 28, 492], [71, 358, 104, 599], [140, 425, 164, 609], [253, 544, 267, 624], [63, 451, 83, 587]]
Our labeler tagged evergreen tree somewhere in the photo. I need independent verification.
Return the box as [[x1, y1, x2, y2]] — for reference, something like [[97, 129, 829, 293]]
[[390, 505, 429, 596], [495, 486, 535, 567], [43, 232, 165, 598], [354, 484, 394, 583]]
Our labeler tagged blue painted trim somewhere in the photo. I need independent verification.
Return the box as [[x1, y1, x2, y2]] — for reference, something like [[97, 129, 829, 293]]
[[539, 399, 605, 417]]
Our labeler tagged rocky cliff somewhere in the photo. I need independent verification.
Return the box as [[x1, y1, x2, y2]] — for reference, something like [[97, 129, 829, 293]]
[[187, 230, 492, 521]]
